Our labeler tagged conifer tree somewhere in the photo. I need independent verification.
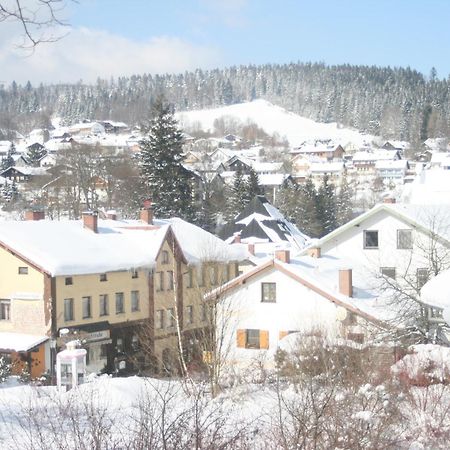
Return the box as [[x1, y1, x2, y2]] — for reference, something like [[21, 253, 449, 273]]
[[225, 166, 247, 220], [316, 174, 337, 235], [245, 168, 262, 202], [336, 172, 354, 227], [138, 97, 194, 220], [1, 147, 14, 171], [26, 144, 46, 167]]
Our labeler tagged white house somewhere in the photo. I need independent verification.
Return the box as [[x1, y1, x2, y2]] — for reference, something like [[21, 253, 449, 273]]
[[210, 249, 389, 370], [304, 201, 450, 294]]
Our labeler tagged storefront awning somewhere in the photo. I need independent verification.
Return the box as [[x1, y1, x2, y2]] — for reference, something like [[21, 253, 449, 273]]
[[0, 332, 48, 352]]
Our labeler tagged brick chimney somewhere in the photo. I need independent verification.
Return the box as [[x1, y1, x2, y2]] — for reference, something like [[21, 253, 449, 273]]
[[383, 197, 396, 204], [248, 243, 255, 255], [275, 249, 290, 264], [233, 233, 241, 244], [25, 210, 45, 221], [307, 246, 321, 258], [106, 210, 117, 220], [82, 211, 98, 233], [339, 269, 353, 297], [140, 208, 153, 225]]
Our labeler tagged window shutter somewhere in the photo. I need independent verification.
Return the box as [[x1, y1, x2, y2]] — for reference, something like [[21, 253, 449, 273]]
[[260, 330, 269, 349], [279, 330, 288, 340], [236, 329, 246, 348]]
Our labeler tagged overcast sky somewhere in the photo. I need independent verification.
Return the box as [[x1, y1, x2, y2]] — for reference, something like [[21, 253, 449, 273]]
[[1, 0, 449, 85]]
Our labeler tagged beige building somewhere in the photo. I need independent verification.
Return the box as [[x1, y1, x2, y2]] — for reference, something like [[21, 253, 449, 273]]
[[0, 209, 243, 378]]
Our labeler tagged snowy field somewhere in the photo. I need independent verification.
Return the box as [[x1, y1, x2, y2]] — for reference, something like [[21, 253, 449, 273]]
[[1, 345, 450, 450], [177, 100, 374, 148]]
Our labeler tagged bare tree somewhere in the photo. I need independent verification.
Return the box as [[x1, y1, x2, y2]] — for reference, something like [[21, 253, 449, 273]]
[[0, 0, 73, 48]]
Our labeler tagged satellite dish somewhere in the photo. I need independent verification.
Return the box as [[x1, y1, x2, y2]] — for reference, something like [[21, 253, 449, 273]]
[[336, 306, 348, 321]]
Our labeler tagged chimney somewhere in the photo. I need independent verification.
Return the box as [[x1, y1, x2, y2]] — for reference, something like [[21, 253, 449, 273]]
[[307, 246, 321, 258], [275, 249, 290, 264], [140, 208, 153, 225], [25, 210, 45, 221], [233, 233, 241, 244], [248, 243, 255, 255], [82, 211, 98, 233], [339, 269, 353, 297], [383, 197, 396, 204], [140, 199, 153, 224], [106, 210, 117, 220]]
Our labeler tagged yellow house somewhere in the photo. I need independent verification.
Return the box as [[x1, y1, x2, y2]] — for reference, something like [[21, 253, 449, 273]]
[[0, 209, 244, 378]]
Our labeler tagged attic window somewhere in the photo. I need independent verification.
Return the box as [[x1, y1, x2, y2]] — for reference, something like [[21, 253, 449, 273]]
[[100, 273, 107, 282], [161, 250, 169, 264], [18, 267, 28, 275], [397, 229, 413, 249], [65, 277, 73, 285], [363, 230, 378, 249]]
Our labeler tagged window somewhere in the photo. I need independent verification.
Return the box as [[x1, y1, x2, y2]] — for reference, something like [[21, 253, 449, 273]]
[[397, 229, 413, 249], [99, 294, 109, 316], [381, 267, 396, 280], [161, 250, 169, 264], [167, 308, 175, 328], [246, 329, 260, 349], [100, 344, 108, 358], [131, 290, 140, 312], [0, 300, 11, 321], [156, 272, 164, 291], [363, 230, 379, 249], [210, 266, 218, 286], [186, 268, 194, 288], [65, 277, 73, 286], [131, 269, 138, 279], [201, 303, 208, 322], [115, 292, 124, 314], [167, 271, 174, 290], [417, 268, 429, 289], [429, 307, 443, 319], [100, 273, 107, 282], [198, 266, 205, 287], [18, 267, 28, 275], [64, 298, 74, 321], [156, 309, 165, 329], [186, 305, 194, 325], [82, 296, 92, 318], [224, 264, 230, 282], [261, 282, 276, 302]]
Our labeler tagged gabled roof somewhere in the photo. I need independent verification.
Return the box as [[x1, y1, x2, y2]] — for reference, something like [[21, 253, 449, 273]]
[[218, 195, 309, 249], [303, 202, 450, 251], [206, 257, 387, 327]]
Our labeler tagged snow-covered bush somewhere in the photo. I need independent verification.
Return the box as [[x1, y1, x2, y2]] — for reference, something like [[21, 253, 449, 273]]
[[0, 356, 11, 382]]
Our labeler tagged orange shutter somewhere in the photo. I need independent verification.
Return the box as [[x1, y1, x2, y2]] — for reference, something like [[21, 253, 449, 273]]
[[260, 330, 269, 349], [236, 329, 246, 348], [279, 330, 288, 340]]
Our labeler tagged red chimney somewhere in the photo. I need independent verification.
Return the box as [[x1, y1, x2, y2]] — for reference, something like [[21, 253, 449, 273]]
[[339, 269, 353, 297], [140, 208, 153, 225], [25, 210, 45, 221], [307, 247, 321, 258], [82, 211, 98, 233], [233, 233, 241, 244], [248, 243, 255, 255], [383, 197, 396, 204], [275, 249, 290, 264]]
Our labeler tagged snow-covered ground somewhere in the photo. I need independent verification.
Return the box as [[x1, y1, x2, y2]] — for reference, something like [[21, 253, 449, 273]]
[[177, 100, 374, 148]]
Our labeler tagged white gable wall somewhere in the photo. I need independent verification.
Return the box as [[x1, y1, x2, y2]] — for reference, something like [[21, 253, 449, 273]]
[[219, 267, 341, 369]]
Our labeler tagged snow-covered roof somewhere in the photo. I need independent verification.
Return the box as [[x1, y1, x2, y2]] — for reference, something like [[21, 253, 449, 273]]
[[0, 332, 48, 352], [0, 217, 245, 277], [309, 162, 345, 173], [430, 152, 450, 165], [219, 195, 309, 250], [402, 168, 450, 205], [420, 269, 450, 308], [375, 160, 409, 170]]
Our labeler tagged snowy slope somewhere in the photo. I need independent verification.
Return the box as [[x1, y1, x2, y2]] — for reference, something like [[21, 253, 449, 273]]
[[177, 100, 373, 148]]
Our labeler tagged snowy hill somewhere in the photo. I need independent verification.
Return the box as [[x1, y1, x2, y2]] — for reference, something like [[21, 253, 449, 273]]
[[177, 100, 373, 148]]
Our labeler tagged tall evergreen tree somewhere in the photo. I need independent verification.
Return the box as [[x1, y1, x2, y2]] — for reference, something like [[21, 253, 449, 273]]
[[26, 144, 46, 167], [138, 97, 194, 220], [1, 147, 14, 171], [336, 172, 354, 227], [225, 166, 247, 220], [245, 168, 262, 202], [316, 174, 337, 236]]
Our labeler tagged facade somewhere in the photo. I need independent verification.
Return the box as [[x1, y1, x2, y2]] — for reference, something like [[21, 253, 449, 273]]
[[211, 250, 386, 369], [0, 209, 243, 378]]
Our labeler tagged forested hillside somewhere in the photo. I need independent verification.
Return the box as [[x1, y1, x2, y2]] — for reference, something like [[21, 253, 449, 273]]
[[0, 62, 448, 142]]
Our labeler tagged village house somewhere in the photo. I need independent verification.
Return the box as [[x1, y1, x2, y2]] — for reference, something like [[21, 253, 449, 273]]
[[208, 248, 391, 370], [0, 209, 244, 379]]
